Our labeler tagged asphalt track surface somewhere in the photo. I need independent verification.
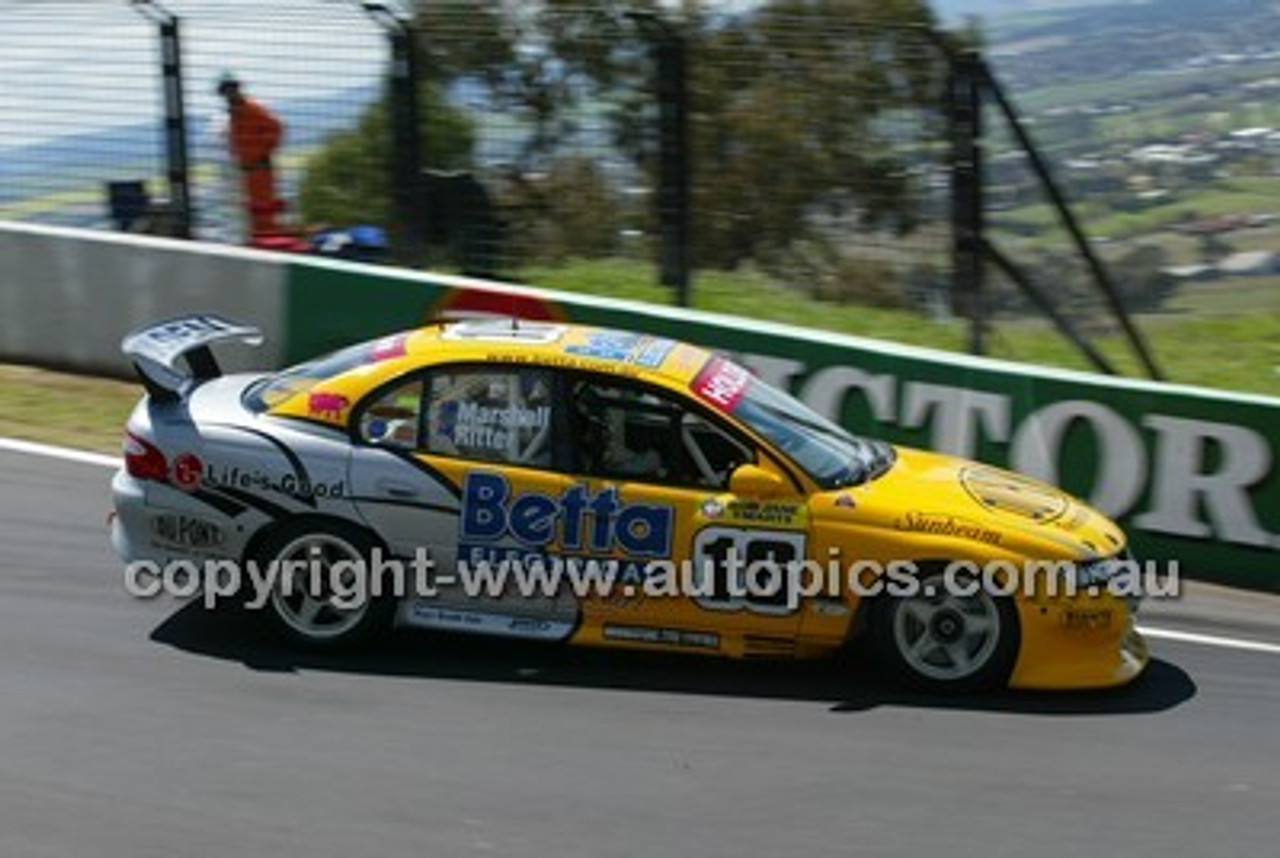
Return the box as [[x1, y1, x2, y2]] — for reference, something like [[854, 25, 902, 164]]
[[2, 447, 1278, 858]]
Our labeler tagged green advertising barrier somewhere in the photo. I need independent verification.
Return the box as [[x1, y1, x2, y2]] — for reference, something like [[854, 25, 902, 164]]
[[286, 259, 1280, 592]]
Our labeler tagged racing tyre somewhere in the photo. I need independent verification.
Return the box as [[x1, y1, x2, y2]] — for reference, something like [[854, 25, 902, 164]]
[[254, 520, 396, 649], [868, 566, 1020, 692]]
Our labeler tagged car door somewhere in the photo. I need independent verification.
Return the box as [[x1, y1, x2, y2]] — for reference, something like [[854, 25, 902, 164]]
[[347, 363, 578, 640], [562, 372, 810, 657]]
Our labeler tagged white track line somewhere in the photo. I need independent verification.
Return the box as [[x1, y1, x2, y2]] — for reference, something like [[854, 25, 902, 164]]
[[0, 437, 121, 468], [1138, 626, 1280, 655], [2, 436, 1279, 656]]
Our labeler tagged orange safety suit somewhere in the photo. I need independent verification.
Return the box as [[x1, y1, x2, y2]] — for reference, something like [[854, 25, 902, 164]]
[[228, 97, 284, 236]]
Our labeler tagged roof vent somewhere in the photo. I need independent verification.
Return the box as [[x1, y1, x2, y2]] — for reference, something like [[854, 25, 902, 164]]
[[442, 318, 567, 345]]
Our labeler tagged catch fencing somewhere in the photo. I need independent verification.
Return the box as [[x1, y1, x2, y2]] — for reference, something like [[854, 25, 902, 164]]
[[1, 2, 1155, 380], [0, 2, 965, 316]]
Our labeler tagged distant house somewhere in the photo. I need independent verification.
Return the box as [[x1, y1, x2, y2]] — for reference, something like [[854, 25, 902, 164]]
[[1162, 264, 1216, 282], [1228, 127, 1274, 148], [1174, 214, 1250, 236], [1216, 251, 1280, 276]]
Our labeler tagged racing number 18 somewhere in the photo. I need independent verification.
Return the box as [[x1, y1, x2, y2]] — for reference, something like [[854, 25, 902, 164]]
[[692, 527, 806, 615]]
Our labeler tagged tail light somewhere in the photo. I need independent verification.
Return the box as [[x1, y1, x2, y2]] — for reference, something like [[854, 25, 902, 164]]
[[123, 431, 168, 483]]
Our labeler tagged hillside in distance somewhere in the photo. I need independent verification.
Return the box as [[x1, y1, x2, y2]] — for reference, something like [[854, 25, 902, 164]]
[[982, 0, 1280, 87], [931, 0, 1143, 22]]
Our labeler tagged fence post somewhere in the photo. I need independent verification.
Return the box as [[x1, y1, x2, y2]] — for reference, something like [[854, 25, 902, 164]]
[[364, 4, 424, 262], [948, 48, 984, 355], [133, 1, 193, 238], [651, 23, 692, 307]]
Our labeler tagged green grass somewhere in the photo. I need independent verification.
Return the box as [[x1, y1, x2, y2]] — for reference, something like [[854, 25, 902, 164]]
[[517, 259, 973, 351], [0, 365, 139, 454], [993, 178, 1280, 246]]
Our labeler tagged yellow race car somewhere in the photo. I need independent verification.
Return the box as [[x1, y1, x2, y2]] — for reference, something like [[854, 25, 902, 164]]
[[111, 315, 1148, 692]]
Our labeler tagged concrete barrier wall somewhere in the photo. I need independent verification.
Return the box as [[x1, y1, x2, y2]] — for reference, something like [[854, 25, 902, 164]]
[[0, 224, 288, 377], [1, 225, 1275, 589]]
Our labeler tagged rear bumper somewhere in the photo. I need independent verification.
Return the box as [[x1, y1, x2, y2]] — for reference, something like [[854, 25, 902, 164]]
[[110, 469, 248, 568], [110, 469, 156, 565]]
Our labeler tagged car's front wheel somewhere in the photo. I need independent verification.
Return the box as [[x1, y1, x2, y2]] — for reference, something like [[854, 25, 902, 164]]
[[868, 567, 1019, 692], [255, 520, 395, 649]]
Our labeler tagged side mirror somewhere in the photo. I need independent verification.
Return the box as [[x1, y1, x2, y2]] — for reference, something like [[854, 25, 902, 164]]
[[729, 463, 787, 499]]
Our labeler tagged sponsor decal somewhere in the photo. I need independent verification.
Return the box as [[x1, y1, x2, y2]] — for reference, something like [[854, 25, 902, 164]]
[[138, 315, 235, 346], [370, 334, 408, 362], [202, 464, 346, 499], [439, 400, 550, 451], [959, 466, 1070, 523], [149, 513, 225, 550], [895, 511, 1004, 546], [603, 624, 720, 650], [700, 497, 726, 519], [667, 343, 709, 376], [811, 598, 850, 617], [565, 330, 676, 368], [308, 391, 351, 420], [460, 471, 673, 558], [171, 452, 204, 493], [723, 499, 807, 528], [406, 603, 575, 641], [1061, 608, 1113, 630], [366, 417, 416, 446], [691, 356, 751, 411], [590, 586, 650, 613]]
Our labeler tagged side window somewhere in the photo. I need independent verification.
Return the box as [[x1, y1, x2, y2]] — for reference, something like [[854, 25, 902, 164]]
[[424, 367, 553, 468], [681, 410, 753, 488], [358, 378, 424, 450], [570, 377, 752, 489]]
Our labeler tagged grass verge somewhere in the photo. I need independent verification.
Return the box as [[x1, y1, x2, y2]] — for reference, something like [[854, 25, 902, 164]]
[[0, 365, 138, 455]]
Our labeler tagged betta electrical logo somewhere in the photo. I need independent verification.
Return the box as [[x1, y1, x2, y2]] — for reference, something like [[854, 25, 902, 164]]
[[460, 472, 673, 558]]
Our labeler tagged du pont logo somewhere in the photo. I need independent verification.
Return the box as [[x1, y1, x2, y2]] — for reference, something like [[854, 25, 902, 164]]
[[895, 511, 1004, 546]]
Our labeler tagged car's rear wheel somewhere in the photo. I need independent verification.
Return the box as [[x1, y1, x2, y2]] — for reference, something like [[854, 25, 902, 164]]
[[869, 567, 1019, 692], [255, 521, 395, 649]]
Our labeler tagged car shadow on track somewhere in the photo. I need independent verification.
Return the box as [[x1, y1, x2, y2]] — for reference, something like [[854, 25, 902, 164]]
[[151, 600, 1196, 716]]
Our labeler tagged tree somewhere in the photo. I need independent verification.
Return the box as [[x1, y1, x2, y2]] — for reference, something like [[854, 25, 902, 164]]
[[1112, 243, 1176, 312], [407, 0, 944, 274], [298, 84, 475, 231], [499, 156, 623, 264], [685, 0, 945, 269]]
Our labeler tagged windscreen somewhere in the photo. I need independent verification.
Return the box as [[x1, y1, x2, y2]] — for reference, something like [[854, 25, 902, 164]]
[[689, 355, 893, 488]]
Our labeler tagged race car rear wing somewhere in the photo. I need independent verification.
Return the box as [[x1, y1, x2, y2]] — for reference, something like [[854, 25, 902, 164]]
[[121, 314, 263, 402]]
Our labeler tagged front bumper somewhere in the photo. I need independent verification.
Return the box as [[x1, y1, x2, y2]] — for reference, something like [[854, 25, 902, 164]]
[[1009, 590, 1150, 690]]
